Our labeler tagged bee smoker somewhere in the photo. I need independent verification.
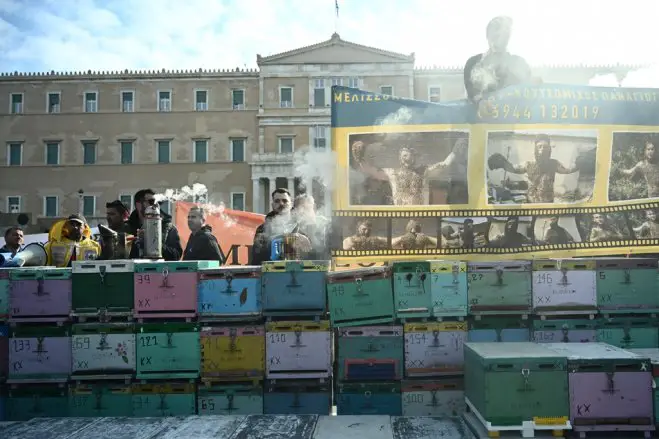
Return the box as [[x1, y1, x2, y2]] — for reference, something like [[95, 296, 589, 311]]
[[143, 203, 162, 259], [98, 224, 129, 260]]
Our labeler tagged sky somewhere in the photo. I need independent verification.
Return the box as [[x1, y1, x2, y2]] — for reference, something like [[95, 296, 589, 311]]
[[0, 0, 657, 74]]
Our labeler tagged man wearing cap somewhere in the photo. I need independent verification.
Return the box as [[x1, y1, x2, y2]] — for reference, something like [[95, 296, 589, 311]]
[[44, 213, 101, 267]]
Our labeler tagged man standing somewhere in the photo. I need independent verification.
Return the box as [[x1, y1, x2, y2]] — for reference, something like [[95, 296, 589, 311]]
[[98, 200, 131, 260], [126, 188, 182, 261], [105, 200, 129, 232], [543, 216, 575, 245], [488, 134, 580, 203], [45, 214, 101, 267], [342, 219, 388, 251], [251, 188, 311, 265], [488, 216, 530, 248], [464, 16, 533, 105], [183, 206, 223, 261], [1, 227, 24, 255], [351, 138, 467, 206], [619, 141, 659, 199]]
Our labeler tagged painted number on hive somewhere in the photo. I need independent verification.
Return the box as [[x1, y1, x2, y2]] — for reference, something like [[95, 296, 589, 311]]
[[404, 393, 424, 403], [12, 339, 30, 352], [470, 274, 483, 281], [200, 399, 216, 411], [136, 274, 151, 284], [74, 337, 91, 350], [535, 273, 552, 284], [140, 336, 158, 347], [269, 333, 286, 343]]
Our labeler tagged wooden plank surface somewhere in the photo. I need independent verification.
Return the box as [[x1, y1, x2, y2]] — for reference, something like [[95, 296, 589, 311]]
[[314, 415, 392, 439], [66, 417, 182, 439], [228, 415, 319, 439], [155, 415, 246, 439], [2, 417, 101, 439], [391, 417, 476, 439]]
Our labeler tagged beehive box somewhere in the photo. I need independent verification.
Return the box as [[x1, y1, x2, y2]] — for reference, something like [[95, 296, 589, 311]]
[[467, 261, 532, 315], [197, 266, 262, 321], [197, 381, 263, 415], [326, 266, 394, 327], [200, 325, 265, 380], [134, 260, 218, 320], [131, 382, 196, 417], [136, 322, 200, 380], [404, 321, 467, 377], [392, 261, 432, 320], [596, 258, 659, 313], [6, 383, 69, 421], [0, 324, 7, 382], [337, 325, 404, 381], [71, 322, 136, 378], [532, 318, 597, 343], [336, 381, 401, 416], [531, 260, 596, 314], [464, 342, 569, 428], [628, 348, 659, 426], [263, 378, 330, 415], [597, 317, 659, 349], [9, 267, 72, 322], [401, 377, 464, 417], [68, 382, 133, 417], [468, 317, 530, 343], [261, 260, 329, 317], [8, 324, 71, 382], [71, 260, 134, 319], [265, 320, 331, 379], [545, 343, 654, 434], [430, 261, 468, 318]]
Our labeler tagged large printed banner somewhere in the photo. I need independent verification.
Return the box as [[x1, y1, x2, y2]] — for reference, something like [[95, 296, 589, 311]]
[[331, 84, 659, 263]]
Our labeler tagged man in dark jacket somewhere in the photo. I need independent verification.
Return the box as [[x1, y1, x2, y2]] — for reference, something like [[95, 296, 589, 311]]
[[126, 188, 183, 261], [183, 206, 223, 261], [251, 188, 311, 265]]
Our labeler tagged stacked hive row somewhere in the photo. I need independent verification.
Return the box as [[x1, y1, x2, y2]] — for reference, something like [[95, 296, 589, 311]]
[[464, 342, 659, 438], [0, 258, 658, 421]]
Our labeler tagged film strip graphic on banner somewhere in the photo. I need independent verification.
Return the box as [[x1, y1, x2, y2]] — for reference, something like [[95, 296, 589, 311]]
[[331, 202, 659, 257]]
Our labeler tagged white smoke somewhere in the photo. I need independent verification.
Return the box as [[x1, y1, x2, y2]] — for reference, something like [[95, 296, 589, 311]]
[[377, 106, 413, 126], [154, 183, 236, 228], [589, 64, 659, 88]]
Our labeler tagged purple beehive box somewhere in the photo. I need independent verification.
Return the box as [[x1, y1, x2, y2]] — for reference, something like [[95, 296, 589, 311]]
[[9, 268, 71, 323]]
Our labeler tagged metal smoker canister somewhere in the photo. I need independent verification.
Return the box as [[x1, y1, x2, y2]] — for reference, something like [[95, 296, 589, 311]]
[[270, 233, 303, 261], [143, 204, 162, 259]]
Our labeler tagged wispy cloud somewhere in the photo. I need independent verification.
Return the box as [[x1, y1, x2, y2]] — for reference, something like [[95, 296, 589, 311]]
[[0, 0, 657, 73]]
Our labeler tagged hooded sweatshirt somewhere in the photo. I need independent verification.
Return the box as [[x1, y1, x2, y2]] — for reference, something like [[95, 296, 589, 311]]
[[183, 224, 223, 262], [126, 210, 183, 261]]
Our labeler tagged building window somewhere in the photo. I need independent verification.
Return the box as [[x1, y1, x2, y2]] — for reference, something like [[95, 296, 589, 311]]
[[46, 142, 60, 165], [429, 86, 441, 103], [121, 91, 134, 112], [158, 90, 171, 112], [120, 194, 133, 209], [82, 195, 96, 217], [7, 142, 22, 166], [231, 138, 245, 162], [83, 141, 97, 164], [232, 89, 245, 110], [47, 92, 61, 113], [231, 192, 245, 211], [160, 200, 171, 215], [348, 77, 360, 88], [10, 93, 23, 114], [195, 90, 208, 111], [331, 78, 343, 87], [313, 79, 326, 107], [194, 139, 208, 163], [120, 141, 133, 164], [44, 196, 59, 217], [313, 126, 328, 149], [279, 87, 293, 108], [380, 85, 394, 96], [6, 196, 21, 213], [279, 137, 294, 154], [157, 140, 170, 164], [84, 91, 98, 113]]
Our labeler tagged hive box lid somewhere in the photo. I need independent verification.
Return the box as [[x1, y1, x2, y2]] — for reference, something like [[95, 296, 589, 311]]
[[465, 342, 564, 360], [544, 342, 645, 360], [628, 348, 659, 365]]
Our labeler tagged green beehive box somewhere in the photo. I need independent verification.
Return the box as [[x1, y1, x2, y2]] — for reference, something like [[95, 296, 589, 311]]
[[392, 261, 432, 320], [596, 258, 659, 313], [68, 382, 133, 417], [464, 342, 569, 428], [597, 317, 659, 349], [467, 261, 532, 315], [134, 260, 219, 272], [7, 384, 69, 421], [136, 322, 200, 380], [72, 260, 135, 318]]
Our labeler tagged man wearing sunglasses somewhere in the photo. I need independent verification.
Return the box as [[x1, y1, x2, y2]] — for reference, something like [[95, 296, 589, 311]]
[[125, 188, 183, 261]]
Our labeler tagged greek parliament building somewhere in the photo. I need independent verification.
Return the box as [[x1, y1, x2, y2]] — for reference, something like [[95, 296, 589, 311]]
[[0, 33, 637, 232]]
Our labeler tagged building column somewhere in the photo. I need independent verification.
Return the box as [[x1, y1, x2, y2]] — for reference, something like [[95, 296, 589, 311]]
[[252, 178, 261, 214], [304, 177, 313, 196], [287, 177, 295, 197], [268, 177, 276, 195]]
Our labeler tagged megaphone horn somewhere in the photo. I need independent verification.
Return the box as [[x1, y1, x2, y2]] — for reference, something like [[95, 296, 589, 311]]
[[0, 243, 47, 268]]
